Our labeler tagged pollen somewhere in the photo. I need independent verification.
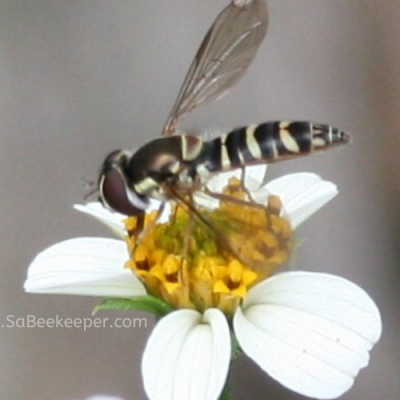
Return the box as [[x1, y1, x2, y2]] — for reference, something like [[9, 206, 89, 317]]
[[125, 178, 293, 314]]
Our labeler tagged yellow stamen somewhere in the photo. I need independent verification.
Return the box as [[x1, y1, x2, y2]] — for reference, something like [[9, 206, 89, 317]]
[[124, 178, 294, 314]]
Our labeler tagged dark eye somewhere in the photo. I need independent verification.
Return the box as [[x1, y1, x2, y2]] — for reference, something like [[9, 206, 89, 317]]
[[100, 168, 146, 216]]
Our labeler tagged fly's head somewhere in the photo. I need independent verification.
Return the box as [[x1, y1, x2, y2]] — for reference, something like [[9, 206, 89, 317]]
[[98, 149, 149, 216]]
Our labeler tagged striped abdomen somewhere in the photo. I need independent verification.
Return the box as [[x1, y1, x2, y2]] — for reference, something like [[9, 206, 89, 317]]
[[196, 121, 350, 174]]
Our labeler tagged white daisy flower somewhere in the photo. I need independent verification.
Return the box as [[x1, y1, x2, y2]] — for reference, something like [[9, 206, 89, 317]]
[[24, 166, 381, 400]]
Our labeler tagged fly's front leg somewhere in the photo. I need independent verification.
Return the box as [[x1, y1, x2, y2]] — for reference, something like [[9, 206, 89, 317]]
[[133, 203, 166, 248], [180, 203, 196, 268]]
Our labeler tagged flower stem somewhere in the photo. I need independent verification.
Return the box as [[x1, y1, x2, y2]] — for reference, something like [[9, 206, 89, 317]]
[[218, 371, 231, 400], [219, 382, 231, 400]]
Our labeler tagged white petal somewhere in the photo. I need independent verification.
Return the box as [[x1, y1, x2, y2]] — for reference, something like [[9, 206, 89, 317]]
[[145, 199, 173, 223], [256, 173, 338, 229], [195, 170, 242, 210], [195, 166, 267, 209], [193, 192, 220, 210], [75, 201, 171, 231], [234, 271, 381, 399], [205, 169, 241, 192], [243, 164, 268, 191], [24, 237, 146, 297], [74, 202, 126, 238], [142, 308, 231, 400]]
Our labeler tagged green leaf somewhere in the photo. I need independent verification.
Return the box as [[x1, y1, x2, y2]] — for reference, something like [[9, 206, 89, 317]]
[[93, 295, 174, 318]]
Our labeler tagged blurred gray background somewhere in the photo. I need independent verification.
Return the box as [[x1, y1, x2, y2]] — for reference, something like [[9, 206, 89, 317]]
[[1, 1, 399, 399]]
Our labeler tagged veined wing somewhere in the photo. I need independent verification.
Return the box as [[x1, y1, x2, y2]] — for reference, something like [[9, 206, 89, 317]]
[[163, 0, 268, 136]]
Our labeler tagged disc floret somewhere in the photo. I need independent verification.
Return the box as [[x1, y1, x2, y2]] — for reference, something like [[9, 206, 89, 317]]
[[125, 177, 293, 314]]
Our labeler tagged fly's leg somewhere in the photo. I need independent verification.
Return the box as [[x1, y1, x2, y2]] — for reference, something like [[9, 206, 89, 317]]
[[133, 202, 166, 248], [239, 166, 255, 202]]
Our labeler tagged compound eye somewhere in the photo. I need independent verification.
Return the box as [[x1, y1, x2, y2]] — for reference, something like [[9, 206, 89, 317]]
[[100, 168, 145, 216]]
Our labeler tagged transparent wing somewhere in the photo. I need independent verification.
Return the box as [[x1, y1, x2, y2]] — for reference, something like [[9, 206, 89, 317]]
[[163, 0, 268, 135]]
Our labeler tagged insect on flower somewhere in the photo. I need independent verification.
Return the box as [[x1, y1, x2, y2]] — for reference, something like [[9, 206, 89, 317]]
[[97, 0, 350, 273], [25, 2, 381, 399]]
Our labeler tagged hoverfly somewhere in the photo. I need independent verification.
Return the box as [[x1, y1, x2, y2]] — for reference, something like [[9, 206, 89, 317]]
[[98, 0, 349, 267]]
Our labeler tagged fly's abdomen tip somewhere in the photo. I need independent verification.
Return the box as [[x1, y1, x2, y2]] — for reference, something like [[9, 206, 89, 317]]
[[321, 124, 351, 146], [311, 123, 351, 151], [340, 130, 352, 144], [333, 127, 351, 145]]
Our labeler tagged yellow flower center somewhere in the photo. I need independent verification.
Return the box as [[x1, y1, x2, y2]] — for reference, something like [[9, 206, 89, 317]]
[[125, 177, 293, 314]]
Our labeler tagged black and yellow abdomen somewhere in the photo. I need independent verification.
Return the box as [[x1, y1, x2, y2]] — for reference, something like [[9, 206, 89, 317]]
[[195, 121, 350, 174]]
